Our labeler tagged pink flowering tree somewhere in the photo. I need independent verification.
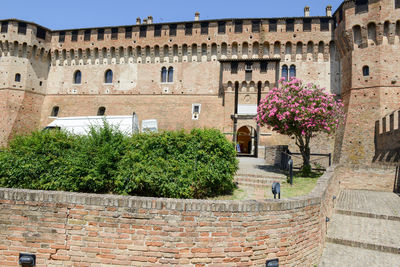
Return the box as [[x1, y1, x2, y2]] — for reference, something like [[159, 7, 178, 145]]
[[256, 78, 345, 174]]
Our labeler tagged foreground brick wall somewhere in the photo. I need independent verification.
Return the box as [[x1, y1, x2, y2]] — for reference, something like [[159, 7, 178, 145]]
[[0, 168, 339, 267]]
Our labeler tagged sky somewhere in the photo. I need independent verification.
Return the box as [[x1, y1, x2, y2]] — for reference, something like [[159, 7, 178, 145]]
[[0, 0, 343, 30]]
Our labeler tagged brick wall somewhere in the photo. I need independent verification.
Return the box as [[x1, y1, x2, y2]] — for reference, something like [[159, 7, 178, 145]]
[[0, 167, 339, 267]]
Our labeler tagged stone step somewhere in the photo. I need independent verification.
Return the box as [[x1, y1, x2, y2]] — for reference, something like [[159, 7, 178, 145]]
[[234, 176, 285, 187], [319, 243, 400, 267], [327, 213, 400, 254], [335, 208, 400, 222]]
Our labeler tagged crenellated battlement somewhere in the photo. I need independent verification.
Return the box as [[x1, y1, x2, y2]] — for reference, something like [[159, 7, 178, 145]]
[[374, 109, 400, 164]]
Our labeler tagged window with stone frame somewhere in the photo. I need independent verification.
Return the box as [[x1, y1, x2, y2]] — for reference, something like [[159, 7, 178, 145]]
[[169, 24, 177, 36], [154, 25, 162, 37], [269, 19, 277, 32], [84, 29, 91, 41], [97, 29, 104, 40], [252, 20, 260, 33], [185, 23, 193, 35], [71, 30, 78, 42], [125, 27, 132, 39], [59, 31, 65, 42], [303, 18, 311, 31], [139, 26, 147, 38], [111, 28, 118, 40], [201, 22, 209, 35], [218, 21, 226, 34], [1, 21, 8, 33]]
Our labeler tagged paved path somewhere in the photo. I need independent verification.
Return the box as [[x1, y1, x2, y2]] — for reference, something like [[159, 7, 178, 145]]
[[319, 189, 400, 266]]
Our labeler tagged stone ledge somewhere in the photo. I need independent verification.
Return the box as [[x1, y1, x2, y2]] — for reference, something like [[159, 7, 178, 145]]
[[0, 165, 338, 213]]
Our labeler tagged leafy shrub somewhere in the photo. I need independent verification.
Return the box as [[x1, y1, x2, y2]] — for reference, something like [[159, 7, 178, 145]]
[[0, 125, 238, 199]]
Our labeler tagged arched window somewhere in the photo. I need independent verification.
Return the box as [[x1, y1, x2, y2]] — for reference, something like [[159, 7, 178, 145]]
[[74, 70, 81, 84], [281, 65, 288, 81], [15, 73, 21, 82], [51, 106, 59, 117], [161, 67, 167, 83], [289, 65, 296, 78], [105, 69, 113, 84], [362, 66, 370, 76], [168, 67, 174, 83], [97, 107, 106, 116]]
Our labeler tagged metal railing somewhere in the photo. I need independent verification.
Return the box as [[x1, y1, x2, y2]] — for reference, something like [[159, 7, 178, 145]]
[[280, 150, 332, 172]]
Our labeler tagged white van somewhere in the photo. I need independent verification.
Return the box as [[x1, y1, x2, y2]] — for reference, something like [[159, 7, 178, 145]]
[[45, 115, 157, 135]]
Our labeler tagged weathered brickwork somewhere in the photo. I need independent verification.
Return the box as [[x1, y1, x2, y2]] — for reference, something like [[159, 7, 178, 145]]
[[0, 4, 341, 157], [0, 167, 339, 266]]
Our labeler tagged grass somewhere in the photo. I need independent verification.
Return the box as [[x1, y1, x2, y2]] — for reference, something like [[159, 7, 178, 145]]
[[209, 171, 322, 201]]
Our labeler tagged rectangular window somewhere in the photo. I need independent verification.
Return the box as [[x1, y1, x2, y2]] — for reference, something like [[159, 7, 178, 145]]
[[59, 31, 65, 43], [36, 26, 46, 39], [97, 29, 104, 40], [218, 21, 226, 34], [231, 62, 238, 74], [320, 18, 330, 31], [71, 30, 78, 42], [355, 0, 369, 14], [84, 29, 91, 41], [1, 21, 8, 33], [286, 19, 294, 32], [252, 20, 260, 33], [185, 23, 193, 35], [154, 25, 162, 37], [269, 19, 277, 32], [125, 26, 132, 39], [245, 62, 253, 72], [169, 24, 177, 36], [234, 20, 243, 33], [18, 22, 27, 35], [192, 104, 201, 114], [396, 0, 400, 8], [201, 22, 209, 35], [140, 26, 147, 37], [303, 18, 312, 31], [111, 27, 118, 40], [260, 61, 268, 73]]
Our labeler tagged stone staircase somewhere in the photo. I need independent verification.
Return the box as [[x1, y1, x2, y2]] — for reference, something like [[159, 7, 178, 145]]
[[319, 190, 400, 266], [234, 157, 286, 188]]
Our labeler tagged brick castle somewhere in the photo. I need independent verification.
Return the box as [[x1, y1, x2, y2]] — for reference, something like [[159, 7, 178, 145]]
[[1, 0, 399, 165]]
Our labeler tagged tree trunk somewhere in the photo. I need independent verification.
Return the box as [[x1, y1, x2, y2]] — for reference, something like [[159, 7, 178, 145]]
[[296, 135, 311, 175]]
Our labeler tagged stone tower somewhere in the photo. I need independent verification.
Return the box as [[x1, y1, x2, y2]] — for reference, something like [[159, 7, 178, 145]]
[[334, 0, 400, 165], [0, 20, 50, 146]]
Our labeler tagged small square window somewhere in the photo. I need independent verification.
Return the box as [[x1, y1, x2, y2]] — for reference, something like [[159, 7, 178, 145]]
[[154, 25, 162, 37], [140, 26, 147, 38], [71, 30, 78, 42], [252, 20, 260, 33], [201, 22, 209, 35], [169, 24, 177, 36], [260, 61, 268, 73], [231, 62, 238, 74], [125, 27, 132, 39], [111, 28, 118, 40], [185, 23, 193, 35], [97, 29, 104, 40], [59, 31, 65, 43], [84, 29, 91, 41]]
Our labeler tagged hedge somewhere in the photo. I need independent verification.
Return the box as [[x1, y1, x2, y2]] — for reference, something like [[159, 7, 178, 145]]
[[0, 124, 238, 199]]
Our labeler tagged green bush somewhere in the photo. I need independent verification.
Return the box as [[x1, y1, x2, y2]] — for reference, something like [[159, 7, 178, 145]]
[[0, 125, 238, 199]]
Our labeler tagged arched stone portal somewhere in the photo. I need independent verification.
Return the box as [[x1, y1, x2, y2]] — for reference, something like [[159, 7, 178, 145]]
[[236, 126, 257, 157]]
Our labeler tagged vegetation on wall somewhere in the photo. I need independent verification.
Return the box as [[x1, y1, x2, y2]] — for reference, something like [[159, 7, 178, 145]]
[[0, 124, 238, 199]]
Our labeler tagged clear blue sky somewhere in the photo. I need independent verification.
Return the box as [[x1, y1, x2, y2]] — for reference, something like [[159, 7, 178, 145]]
[[0, 0, 343, 30]]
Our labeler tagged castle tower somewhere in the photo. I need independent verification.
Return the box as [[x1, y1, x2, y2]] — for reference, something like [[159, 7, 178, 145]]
[[334, 0, 400, 164], [0, 19, 50, 146]]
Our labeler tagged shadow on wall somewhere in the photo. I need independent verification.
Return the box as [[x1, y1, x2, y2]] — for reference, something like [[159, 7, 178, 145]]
[[373, 110, 400, 164]]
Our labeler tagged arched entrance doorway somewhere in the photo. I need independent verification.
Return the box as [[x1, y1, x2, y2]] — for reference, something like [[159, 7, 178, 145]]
[[236, 126, 258, 157]]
